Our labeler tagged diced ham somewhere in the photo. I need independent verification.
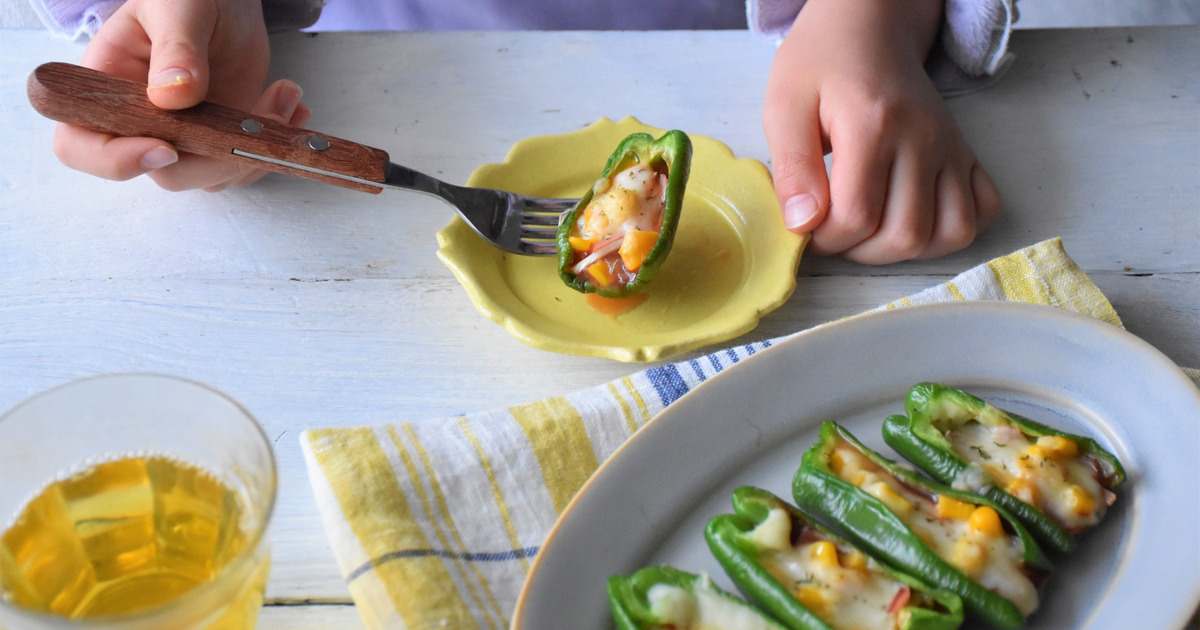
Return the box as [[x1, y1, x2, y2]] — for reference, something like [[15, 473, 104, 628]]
[[992, 424, 1025, 445], [887, 586, 911, 614]]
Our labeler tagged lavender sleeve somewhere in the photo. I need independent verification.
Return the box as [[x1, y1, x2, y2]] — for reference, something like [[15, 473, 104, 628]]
[[29, 0, 323, 40], [747, 0, 1018, 95], [29, 0, 123, 40]]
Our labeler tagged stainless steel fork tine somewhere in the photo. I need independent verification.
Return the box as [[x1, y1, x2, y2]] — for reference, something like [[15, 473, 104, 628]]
[[520, 228, 558, 242], [519, 233, 556, 244], [517, 241, 558, 256], [521, 211, 566, 227], [515, 199, 573, 253], [520, 222, 560, 236], [526, 198, 579, 212]]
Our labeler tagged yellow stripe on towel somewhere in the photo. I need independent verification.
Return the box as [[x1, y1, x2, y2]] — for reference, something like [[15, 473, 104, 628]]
[[456, 418, 532, 575], [307, 427, 478, 629], [988, 249, 1051, 306], [510, 397, 598, 514], [988, 238, 1122, 327], [387, 425, 505, 629], [607, 381, 638, 434], [621, 376, 653, 429], [943, 280, 966, 301]]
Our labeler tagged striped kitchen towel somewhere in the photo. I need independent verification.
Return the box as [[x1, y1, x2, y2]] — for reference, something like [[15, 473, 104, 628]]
[[300, 237, 1200, 630]]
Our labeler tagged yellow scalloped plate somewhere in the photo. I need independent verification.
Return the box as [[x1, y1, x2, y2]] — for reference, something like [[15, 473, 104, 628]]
[[436, 116, 805, 362]]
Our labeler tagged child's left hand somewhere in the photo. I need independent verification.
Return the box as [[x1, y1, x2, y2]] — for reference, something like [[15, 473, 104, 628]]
[[762, 0, 1003, 264]]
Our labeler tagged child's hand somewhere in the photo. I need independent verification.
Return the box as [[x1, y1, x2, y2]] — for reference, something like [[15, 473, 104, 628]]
[[52, 0, 311, 192], [763, 0, 1002, 264]]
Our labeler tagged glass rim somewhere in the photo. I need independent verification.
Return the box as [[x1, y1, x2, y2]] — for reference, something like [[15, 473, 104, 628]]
[[0, 373, 278, 629]]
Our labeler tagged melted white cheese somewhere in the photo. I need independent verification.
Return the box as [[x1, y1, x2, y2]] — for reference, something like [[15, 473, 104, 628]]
[[831, 442, 1039, 616], [901, 501, 1038, 616], [646, 574, 776, 630], [576, 164, 665, 240], [747, 506, 910, 630], [948, 422, 1107, 529], [760, 542, 906, 630], [744, 506, 793, 551]]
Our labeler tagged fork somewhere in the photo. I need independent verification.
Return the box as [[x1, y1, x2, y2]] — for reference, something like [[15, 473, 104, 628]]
[[26, 62, 575, 256]]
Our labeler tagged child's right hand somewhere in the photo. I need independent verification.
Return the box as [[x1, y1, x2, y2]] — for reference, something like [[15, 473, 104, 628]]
[[52, 0, 311, 192], [762, 0, 1002, 264]]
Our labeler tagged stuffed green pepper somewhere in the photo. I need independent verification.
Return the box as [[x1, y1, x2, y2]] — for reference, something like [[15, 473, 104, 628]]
[[705, 486, 964, 630], [882, 382, 1125, 554], [607, 564, 785, 630], [793, 422, 1052, 630], [557, 130, 691, 297]]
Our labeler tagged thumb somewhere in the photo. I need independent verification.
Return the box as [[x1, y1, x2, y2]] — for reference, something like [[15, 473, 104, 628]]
[[764, 96, 831, 235], [141, 0, 218, 109]]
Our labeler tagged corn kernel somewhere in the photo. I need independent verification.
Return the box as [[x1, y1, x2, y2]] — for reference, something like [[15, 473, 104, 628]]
[[841, 550, 869, 571], [586, 261, 612, 287], [809, 541, 840, 568], [795, 585, 830, 617], [568, 235, 595, 252], [1026, 444, 1047, 459], [1064, 485, 1097, 517], [829, 446, 852, 477], [968, 506, 1005, 538], [936, 495, 976, 520], [1036, 435, 1079, 459], [618, 230, 658, 272], [1006, 477, 1040, 506], [951, 537, 988, 578], [868, 481, 913, 517]]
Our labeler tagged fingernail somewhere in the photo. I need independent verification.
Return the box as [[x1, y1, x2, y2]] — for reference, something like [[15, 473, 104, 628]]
[[140, 146, 179, 170], [277, 81, 303, 115], [783, 193, 818, 229], [148, 67, 193, 89]]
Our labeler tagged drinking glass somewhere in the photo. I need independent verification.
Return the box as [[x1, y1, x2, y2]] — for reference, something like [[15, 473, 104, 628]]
[[0, 374, 276, 630]]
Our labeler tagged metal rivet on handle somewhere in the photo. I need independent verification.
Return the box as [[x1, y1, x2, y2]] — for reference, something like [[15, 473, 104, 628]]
[[240, 119, 263, 133], [307, 136, 330, 152]]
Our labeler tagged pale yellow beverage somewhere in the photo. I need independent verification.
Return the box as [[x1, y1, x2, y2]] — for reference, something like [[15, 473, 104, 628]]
[[1, 455, 269, 628]]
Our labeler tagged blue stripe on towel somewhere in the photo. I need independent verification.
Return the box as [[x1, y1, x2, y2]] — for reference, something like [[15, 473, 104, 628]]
[[708, 353, 724, 373], [346, 546, 541, 583], [689, 359, 707, 383], [646, 364, 690, 406]]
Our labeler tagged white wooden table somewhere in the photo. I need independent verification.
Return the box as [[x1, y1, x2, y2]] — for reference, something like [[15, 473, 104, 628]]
[[2, 26, 1197, 628]]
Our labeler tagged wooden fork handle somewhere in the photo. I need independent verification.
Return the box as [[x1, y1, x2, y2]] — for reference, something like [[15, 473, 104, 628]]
[[27, 61, 388, 193]]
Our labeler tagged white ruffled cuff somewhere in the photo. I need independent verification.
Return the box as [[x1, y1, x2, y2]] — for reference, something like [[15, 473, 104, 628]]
[[747, 0, 1018, 94]]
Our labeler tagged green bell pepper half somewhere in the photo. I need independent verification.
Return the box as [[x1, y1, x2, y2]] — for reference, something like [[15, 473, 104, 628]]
[[607, 564, 785, 630], [882, 382, 1126, 554], [792, 422, 1052, 630], [556, 130, 692, 297], [705, 486, 964, 630]]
